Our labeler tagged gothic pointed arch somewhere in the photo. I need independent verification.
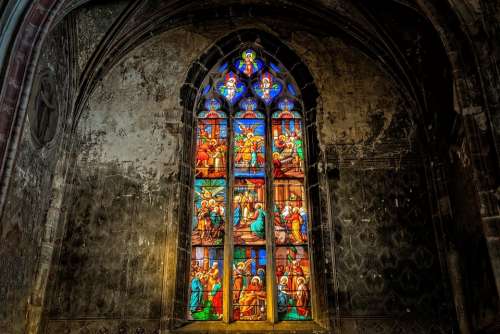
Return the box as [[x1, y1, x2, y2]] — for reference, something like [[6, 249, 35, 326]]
[[174, 29, 328, 329]]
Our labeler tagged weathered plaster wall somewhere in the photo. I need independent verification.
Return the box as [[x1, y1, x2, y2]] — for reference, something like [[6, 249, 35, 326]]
[[45, 28, 212, 333], [290, 32, 405, 154], [290, 32, 453, 332], [75, 1, 128, 75]]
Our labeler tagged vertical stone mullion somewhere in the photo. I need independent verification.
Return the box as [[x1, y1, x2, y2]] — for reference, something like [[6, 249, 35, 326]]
[[224, 104, 234, 323], [265, 102, 277, 323]]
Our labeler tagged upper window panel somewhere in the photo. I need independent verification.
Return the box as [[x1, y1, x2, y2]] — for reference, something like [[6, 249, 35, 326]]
[[195, 117, 227, 178], [234, 118, 266, 178]]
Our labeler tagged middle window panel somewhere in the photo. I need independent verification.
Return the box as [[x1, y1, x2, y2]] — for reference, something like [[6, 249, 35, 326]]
[[232, 179, 266, 245]]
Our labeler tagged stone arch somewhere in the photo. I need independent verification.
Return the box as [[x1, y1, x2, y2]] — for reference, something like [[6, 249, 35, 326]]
[[168, 28, 329, 329], [0, 1, 498, 333]]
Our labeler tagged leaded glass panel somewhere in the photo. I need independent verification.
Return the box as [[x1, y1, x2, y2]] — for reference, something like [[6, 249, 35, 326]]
[[188, 46, 312, 323]]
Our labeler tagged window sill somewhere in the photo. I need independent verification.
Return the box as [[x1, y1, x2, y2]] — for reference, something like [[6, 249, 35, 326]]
[[173, 320, 328, 333]]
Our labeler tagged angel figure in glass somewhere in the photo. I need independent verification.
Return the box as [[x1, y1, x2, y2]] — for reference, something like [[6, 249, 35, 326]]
[[253, 72, 282, 105], [233, 119, 265, 177], [235, 49, 263, 77], [217, 72, 246, 105]]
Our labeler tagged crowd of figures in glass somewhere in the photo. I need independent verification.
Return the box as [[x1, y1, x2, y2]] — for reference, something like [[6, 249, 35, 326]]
[[195, 99, 227, 178], [276, 247, 311, 320], [272, 99, 305, 178], [233, 179, 266, 245], [273, 181, 308, 245], [232, 247, 267, 320], [192, 179, 226, 246], [188, 47, 311, 321], [189, 247, 224, 320], [234, 117, 265, 177]]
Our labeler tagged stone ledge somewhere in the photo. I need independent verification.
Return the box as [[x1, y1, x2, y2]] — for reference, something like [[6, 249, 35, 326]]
[[173, 320, 327, 333]]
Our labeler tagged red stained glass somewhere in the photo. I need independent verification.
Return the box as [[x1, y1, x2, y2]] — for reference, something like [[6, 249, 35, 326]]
[[273, 180, 308, 245], [192, 179, 226, 246], [190, 47, 312, 323], [232, 246, 267, 320], [196, 119, 228, 178], [233, 119, 266, 178], [272, 119, 304, 178], [275, 246, 311, 320]]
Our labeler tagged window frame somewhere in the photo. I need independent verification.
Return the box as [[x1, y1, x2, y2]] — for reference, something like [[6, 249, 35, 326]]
[[188, 44, 315, 324], [173, 30, 328, 332]]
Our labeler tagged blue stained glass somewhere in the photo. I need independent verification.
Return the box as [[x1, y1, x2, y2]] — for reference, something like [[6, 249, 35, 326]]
[[198, 98, 226, 118], [233, 179, 266, 245], [218, 62, 228, 73], [205, 98, 222, 111], [240, 97, 258, 111], [253, 72, 282, 105], [235, 98, 264, 119], [235, 110, 265, 118], [190, 46, 313, 323], [188, 246, 224, 320], [272, 98, 302, 119], [232, 246, 267, 320], [193, 179, 226, 245], [275, 246, 311, 320], [217, 72, 246, 105], [270, 62, 281, 73], [235, 49, 264, 77], [202, 84, 211, 96]]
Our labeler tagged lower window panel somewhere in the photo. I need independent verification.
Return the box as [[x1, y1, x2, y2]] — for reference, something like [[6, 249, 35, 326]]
[[232, 246, 267, 320], [188, 247, 224, 320], [275, 246, 311, 320]]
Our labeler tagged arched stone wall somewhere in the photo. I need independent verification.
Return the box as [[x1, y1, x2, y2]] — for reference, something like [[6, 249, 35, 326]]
[[0, 1, 499, 334]]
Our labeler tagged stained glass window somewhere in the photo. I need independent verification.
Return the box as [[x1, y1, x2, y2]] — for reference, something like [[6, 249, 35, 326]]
[[188, 47, 312, 323]]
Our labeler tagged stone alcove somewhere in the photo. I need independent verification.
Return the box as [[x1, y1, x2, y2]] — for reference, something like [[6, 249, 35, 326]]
[[0, 1, 498, 334]]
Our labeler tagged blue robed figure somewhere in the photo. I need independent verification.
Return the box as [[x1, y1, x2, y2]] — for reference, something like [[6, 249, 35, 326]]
[[190, 274, 203, 312], [234, 204, 241, 227], [250, 203, 266, 239], [277, 276, 290, 315]]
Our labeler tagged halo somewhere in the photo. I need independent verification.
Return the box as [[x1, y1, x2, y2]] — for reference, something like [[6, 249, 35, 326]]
[[261, 72, 273, 83], [242, 49, 256, 60], [225, 71, 238, 82], [251, 276, 261, 284]]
